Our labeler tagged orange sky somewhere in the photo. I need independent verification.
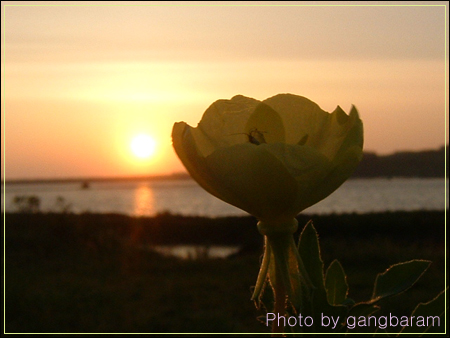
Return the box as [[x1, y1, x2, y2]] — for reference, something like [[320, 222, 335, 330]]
[[1, 1, 448, 180]]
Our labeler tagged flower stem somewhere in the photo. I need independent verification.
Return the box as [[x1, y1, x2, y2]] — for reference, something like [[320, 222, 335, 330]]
[[256, 219, 313, 335]]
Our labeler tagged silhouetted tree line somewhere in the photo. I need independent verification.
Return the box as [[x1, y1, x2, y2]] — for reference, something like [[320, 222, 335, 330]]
[[352, 145, 448, 178]]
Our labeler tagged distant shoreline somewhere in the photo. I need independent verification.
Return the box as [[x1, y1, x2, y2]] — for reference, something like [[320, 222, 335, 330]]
[[1, 175, 448, 186], [2, 145, 448, 184], [1, 172, 191, 185]]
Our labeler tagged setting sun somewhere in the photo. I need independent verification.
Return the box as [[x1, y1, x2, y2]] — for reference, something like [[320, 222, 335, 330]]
[[130, 134, 156, 159]]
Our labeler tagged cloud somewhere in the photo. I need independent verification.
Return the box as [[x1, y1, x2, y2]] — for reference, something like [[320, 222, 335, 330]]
[[4, 4, 446, 65]]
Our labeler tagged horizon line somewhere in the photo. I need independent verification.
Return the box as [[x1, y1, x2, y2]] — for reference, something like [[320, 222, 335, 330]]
[[1, 172, 192, 185], [1, 144, 447, 184]]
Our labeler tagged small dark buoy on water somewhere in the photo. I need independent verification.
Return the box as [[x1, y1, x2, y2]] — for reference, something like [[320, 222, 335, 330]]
[[81, 181, 90, 189]]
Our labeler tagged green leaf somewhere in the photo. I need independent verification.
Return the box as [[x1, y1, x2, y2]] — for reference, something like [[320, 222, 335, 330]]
[[399, 288, 447, 334], [371, 260, 431, 302], [297, 220, 324, 291], [325, 259, 348, 305], [297, 221, 347, 333]]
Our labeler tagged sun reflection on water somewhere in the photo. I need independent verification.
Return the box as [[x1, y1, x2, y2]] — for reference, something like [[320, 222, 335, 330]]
[[134, 182, 155, 216]]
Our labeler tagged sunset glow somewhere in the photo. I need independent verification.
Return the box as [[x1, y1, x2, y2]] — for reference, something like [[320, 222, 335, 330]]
[[1, 2, 447, 180]]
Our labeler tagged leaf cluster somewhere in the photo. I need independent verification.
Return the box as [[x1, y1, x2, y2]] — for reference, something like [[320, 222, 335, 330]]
[[255, 221, 447, 335]]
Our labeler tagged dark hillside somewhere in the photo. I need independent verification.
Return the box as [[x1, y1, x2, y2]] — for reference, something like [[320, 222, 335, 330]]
[[353, 145, 448, 178]]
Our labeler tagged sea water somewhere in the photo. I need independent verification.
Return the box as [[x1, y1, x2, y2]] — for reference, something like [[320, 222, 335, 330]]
[[1, 177, 448, 217]]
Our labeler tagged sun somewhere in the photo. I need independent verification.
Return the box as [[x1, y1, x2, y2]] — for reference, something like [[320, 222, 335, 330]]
[[130, 134, 156, 159]]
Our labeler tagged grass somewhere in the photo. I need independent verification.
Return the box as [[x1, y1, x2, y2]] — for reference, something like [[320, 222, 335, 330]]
[[4, 211, 446, 333]]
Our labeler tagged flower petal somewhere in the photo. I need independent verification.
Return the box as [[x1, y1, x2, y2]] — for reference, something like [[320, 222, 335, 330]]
[[260, 143, 333, 213], [260, 143, 330, 179], [172, 122, 236, 204], [190, 95, 261, 157], [304, 145, 363, 209], [205, 143, 298, 221], [245, 102, 285, 143], [262, 94, 329, 145], [262, 94, 362, 161], [332, 105, 364, 161], [310, 105, 362, 160]]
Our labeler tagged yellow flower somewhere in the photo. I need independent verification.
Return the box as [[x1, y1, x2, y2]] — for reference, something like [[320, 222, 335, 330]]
[[172, 94, 363, 223]]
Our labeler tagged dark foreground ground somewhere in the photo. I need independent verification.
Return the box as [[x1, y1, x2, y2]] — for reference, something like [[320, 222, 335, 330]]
[[4, 211, 447, 334]]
